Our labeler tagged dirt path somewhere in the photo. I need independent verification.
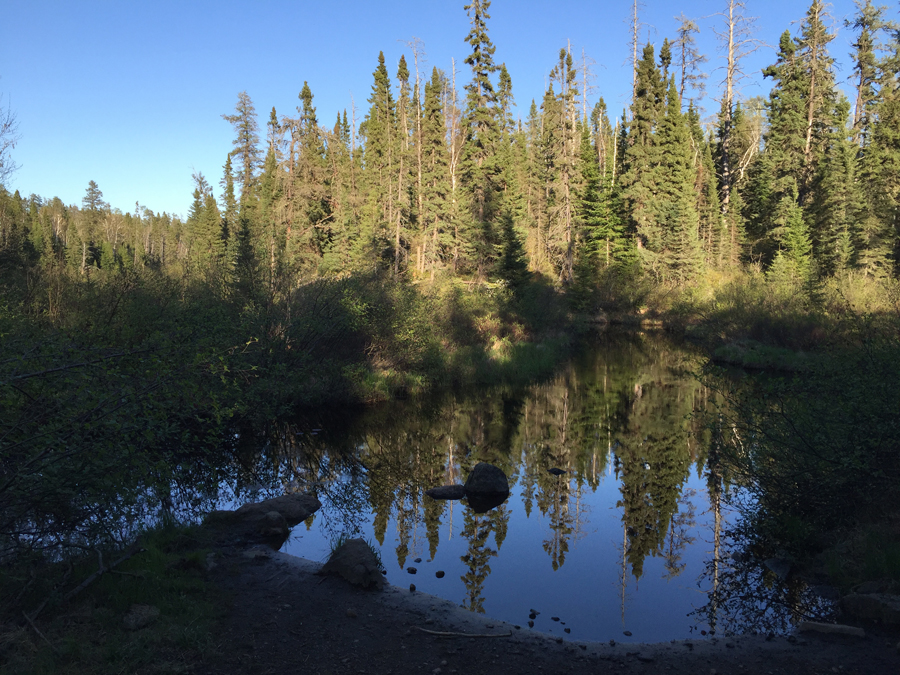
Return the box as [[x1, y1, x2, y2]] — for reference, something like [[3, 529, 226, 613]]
[[194, 547, 899, 675]]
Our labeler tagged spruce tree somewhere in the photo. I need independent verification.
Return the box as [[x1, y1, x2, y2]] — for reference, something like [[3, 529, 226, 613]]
[[221, 91, 261, 210], [360, 52, 397, 271], [620, 44, 665, 276], [461, 0, 502, 279], [421, 68, 451, 280]]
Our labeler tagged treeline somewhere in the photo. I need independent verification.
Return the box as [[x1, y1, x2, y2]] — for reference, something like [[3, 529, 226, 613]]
[[1, 0, 899, 309]]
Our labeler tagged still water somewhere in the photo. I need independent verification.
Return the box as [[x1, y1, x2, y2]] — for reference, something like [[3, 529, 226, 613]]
[[237, 333, 732, 643]]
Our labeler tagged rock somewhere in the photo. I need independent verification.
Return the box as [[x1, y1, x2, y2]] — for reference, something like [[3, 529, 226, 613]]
[[321, 538, 385, 590], [551, 616, 560, 622], [841, 593, 900, 624], [528, 620, 534, 628], [409, 584, 416, 592], [548, 468, 567, 476], [426, 485, 467, 500], [414, 558, 422, 563], [564, 628, 571, 634], [797, 622, 865, 638], [464, 463, 510, 496], [204, 493, 321, 548], [407, 567, 417, 574], [435, 571, 445, 578], [123, 604, 159, 631], [623, 630, 632, 636], [234, 494, 321, 525]]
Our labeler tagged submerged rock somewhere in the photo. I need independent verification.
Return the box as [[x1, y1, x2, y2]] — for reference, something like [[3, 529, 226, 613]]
[[464, 463, 510, 496], [321, 538, 385, 590], [464, 492, 509, 514], [425, 485, 467, 500]]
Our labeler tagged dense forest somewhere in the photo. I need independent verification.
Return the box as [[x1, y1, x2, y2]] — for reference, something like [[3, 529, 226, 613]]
[[1, 0, 899, 300], [1, 0, 900, 573]]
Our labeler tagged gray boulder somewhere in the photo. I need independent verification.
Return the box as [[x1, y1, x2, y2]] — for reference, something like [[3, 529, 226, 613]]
[[204, 493, 321, 548], [464, 463, 510, 496], [321, 538, 385, 590]]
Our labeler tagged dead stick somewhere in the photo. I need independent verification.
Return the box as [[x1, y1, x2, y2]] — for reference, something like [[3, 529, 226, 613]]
[[61, 546, 146, 603], [22, 611, 60, 655], [412, 626, 512, 638]]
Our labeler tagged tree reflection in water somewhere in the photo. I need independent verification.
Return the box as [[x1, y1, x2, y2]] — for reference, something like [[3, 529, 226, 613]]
[[227, 333, 809, 639]]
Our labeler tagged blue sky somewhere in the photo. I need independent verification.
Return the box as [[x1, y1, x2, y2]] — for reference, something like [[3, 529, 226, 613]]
[[1, 0, 884, 218]]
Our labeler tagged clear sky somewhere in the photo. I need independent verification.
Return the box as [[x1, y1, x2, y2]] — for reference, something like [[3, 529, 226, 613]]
[[1, 0, 883, 219]]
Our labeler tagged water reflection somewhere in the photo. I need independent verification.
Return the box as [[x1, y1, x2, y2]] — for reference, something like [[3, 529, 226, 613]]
[[232, 333, 783, 640]]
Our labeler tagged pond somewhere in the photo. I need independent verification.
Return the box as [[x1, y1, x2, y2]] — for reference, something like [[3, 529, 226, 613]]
[[231, 332, 739, 644]]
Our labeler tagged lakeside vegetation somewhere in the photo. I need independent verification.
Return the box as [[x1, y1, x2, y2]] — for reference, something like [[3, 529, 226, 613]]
[[1, 0, 900, 668]]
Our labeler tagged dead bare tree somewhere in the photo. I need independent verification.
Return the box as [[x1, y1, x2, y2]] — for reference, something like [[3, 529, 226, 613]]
[[0, 92, 20, 188], [712, 0, 763, 216]]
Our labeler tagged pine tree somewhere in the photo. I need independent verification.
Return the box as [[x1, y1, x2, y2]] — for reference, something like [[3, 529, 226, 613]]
[[221, 91, 261, 210], [658, 78, 702, 283], [289, 81, 330, 276], [460, 0, 502, 279], [857, 25, 900, 276], [620, 44, 665, 277], [421, 68, 451, 281], [360, 52, 397, 271]]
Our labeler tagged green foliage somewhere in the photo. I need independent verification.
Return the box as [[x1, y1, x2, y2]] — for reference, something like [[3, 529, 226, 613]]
[[705, 314, 900, 562]]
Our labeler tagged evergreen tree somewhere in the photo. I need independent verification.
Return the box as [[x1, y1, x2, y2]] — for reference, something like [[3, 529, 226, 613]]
[[620, 44, 664, 276], [657, 79, 702, 283], [360, 52, 397, 271], [421, 68, 451, 281], [461, 0, 502, 279], [221, 91, 261, 210], [289, 82, 330, 275]]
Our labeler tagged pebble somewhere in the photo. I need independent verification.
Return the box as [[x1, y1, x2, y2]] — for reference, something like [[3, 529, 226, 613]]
[[623, 631, 632, 637], [529, 612, 537, 620], [528, 621, 534, 628], [409, 584, 416, 592], [551, 616, 560, 622], [407, 567, 417, 574], [609, 640, 616, 646], [436, 571, 445, 578], [415, 558, 422, 563], [564, 628, 571, 634]]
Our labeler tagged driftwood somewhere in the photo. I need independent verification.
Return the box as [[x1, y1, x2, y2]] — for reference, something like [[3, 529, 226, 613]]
[[412, 626, 512, 638]]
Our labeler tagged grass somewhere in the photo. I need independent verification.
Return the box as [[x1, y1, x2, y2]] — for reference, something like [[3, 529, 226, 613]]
[[821, 516, 900, 593], [0, 523, 222, 675]]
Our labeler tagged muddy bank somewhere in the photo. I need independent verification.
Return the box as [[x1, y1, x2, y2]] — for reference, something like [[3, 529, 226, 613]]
[[196, 546, 899, 675]]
